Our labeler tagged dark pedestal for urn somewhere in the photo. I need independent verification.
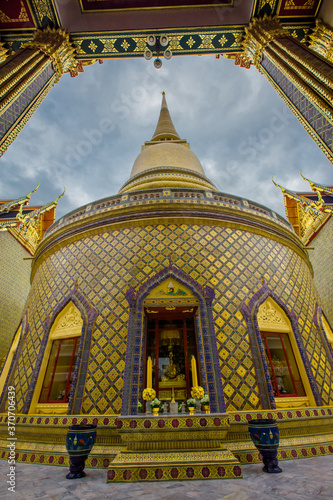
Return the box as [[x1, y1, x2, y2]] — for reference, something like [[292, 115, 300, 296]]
[[65, 424, 97, 479], [248, 419, 282, 474]]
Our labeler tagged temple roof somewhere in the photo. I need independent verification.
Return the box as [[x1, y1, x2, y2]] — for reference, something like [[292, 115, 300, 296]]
[[0, 184, 39, 215], [273, 176, 332, 243], [0, 188, 65, 255]]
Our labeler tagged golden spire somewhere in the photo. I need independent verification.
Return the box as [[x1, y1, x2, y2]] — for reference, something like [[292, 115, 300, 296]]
[[150, 92, 181, 141], [120, 92, 218, 193]]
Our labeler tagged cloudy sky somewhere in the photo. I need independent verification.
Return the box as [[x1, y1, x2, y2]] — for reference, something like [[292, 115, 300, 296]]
[[1, 54, 332, 220]]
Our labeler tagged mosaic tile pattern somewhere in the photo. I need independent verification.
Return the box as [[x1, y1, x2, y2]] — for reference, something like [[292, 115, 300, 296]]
[[261, 55, 333, 154], [0, 233, 31, 359], [45, 187, 291, 237], [1, 407, 333, 470], [8, 219, 333, 414], [0, 62, 54, 139], [107, 462, 242, 482], [123, 265, 225, 415], [283, 37, 333, 81], [236, 444, 333, 465], [229, 406, 333, 423], [309, 218, 333, 327]]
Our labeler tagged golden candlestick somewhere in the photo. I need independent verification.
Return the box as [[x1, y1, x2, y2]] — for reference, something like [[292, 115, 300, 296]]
[[191, 355, 198, 387], [147, 356, 152, 388]]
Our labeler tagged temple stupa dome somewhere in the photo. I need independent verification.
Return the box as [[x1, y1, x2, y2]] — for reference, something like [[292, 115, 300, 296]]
[[130, 142, 205, 178], [120, 92, 217, 193]]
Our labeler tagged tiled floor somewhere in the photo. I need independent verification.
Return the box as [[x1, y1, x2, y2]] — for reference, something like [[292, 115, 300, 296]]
[[1, 455, 333, 500]]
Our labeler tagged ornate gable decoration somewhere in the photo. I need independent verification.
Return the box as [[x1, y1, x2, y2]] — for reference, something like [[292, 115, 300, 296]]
[[51, 302, 83, 339], [257, 298, 290, 333], [144, 277, 198, 306]]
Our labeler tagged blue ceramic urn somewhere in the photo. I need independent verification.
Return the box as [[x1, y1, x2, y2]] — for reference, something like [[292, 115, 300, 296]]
[[248, 419, 282, 473], [65, 424, 97, 479]]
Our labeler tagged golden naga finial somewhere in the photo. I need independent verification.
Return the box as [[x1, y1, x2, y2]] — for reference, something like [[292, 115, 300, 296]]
[[27, 182, 40, 199], [16, 187, 66, 227], [300, 172, 333, 197], [56, 187, 66, 203], [272, 177, 287, 194], [272, 178, 325, 214], [300, 172, 315, 188], [0, 183, 40, 215], [16, 201, 25, 224]]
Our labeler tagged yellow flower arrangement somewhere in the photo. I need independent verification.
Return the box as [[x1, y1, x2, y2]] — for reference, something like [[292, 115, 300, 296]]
[[191, 386, 205, 399], [142, 388, 156, 401]]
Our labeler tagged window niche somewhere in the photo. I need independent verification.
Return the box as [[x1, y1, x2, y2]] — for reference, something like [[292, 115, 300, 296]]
[[257, 297, 315, 409], [30, 301, 83, 414]]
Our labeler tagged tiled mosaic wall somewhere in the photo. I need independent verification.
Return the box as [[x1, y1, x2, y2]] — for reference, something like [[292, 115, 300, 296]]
[[9, 221, 333, 414], [309, 218, 333, 327], [261, 55, 333, 155], [0, 233, 31, 360]]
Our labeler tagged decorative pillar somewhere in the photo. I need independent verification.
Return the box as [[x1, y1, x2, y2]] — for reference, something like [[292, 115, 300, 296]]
[[309, 20, 333, 64], [0, 42, 8, 65], [243, 16, 333, 163], [0, 27, 75, 156]]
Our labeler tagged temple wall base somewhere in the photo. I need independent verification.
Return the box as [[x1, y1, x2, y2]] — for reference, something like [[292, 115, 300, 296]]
[[0, 407, 333, 482], [226, 406, 333, 465]]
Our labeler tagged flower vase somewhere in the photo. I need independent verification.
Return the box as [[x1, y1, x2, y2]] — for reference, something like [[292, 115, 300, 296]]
[[195, 399, 202, 413], [152, 407, 159, 416], [146, 400, 152, 414], [65, 424, 97, 479], [189, 407, 195, 415], [248, 419, 282, 474]]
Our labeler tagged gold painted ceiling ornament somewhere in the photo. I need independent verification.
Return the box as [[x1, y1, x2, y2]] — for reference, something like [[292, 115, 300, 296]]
[[69, 59, 103, 78], [0, 41, 8, 64], [243, 15, 287, 68], [309, 19, 333, 64], [24, 27, 76, 80]]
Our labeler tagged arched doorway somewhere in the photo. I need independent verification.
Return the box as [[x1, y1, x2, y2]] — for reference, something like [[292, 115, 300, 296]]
[[123, 264, 226, 415], [145, 305, 199, 403]]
